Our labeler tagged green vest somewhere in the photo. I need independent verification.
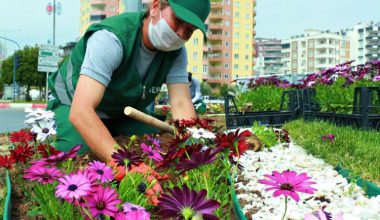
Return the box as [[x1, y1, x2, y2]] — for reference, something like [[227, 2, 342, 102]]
[[48, 12, 180, 118]]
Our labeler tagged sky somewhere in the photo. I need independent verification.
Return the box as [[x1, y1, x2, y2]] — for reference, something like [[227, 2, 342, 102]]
[[0, 0, 380, 57]]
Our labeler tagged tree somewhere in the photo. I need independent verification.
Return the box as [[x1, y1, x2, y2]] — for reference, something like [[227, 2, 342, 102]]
[[219, 84, 229, 97], [0, 45, 45, 101], [201, 82, 212, 96]]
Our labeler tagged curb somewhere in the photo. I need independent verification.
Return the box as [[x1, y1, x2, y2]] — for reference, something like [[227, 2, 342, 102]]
[[0, 103, 47, 109]]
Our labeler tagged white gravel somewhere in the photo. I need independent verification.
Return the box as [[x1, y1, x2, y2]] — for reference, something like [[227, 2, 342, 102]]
[[234, 141, 380, 220]]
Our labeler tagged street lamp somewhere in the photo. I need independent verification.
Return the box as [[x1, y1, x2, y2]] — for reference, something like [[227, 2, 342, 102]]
[[46, 1, 62, 46], [0, 36, 20, 103], [0, 29, 21, 57]]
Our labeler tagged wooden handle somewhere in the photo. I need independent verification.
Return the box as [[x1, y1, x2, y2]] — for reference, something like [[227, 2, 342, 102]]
[[124, 106, 174, 134]]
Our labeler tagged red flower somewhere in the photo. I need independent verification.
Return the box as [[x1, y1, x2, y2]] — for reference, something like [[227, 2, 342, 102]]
[[0, 155, 16, 169], [9, 129, 34, 144], [37, 144, 61, 158], [215, 129, 252, 157], [10, 145, 34, 163]]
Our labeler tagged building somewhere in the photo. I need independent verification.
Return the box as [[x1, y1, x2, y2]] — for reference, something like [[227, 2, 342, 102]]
[[343, 22, 380, 65], [185, 0, 256, 89], [254, 38, 283, 76], [80, 0, 120, 36], [282, 29, 350, 74]]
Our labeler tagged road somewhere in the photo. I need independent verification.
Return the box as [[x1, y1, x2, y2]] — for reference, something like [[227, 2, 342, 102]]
[[0, 108, 27, 133]]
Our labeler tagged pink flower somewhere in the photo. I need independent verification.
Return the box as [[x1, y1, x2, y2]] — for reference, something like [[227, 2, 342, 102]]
[[141, 143, 163, 162], [86, 160, 114, 183], [23, 166, 63, 184], [321, 134, 335, 142], [122, 203, 150, 220], [55, 171, 93, 201], [259, 170, 317, 202], [84, 186, 121, 218]]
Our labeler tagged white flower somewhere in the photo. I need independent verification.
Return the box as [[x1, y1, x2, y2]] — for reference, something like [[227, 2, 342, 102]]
[[31, 120, 56, 142], [24, 108, 55, 126], [186, 127, 216, 139]]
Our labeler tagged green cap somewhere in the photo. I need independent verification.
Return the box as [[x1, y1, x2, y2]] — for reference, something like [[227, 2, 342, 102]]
[[168, 0, 210, 37]]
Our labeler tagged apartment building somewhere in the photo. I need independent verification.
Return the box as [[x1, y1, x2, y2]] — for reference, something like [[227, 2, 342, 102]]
[[282, 29, 350, 74], [254, 38, 283, 76], [343, 22, 380, 65], [185, 0, 256, 88], [79, 0, 119, 36]]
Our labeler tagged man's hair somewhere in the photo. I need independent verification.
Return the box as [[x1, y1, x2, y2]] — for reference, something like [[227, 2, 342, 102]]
[[188, 72, 192, 82], [144, 0, 169, 18]]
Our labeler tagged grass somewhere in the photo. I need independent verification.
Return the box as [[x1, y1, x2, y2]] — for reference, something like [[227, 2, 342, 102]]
[[283, 119, 380, 185]]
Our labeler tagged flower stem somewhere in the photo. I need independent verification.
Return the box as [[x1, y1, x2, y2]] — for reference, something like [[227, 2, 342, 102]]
[[281, 197, 288, 220]]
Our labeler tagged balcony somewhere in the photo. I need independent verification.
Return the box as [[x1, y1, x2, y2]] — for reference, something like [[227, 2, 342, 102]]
[[208, 56, 223, 62], [210, 2, 223, 9], [208, 66, 224, 73], [315, 44, 336, 49], [91, 0, 107, 4], [208, 23, 224, 30], [208, 34, 224, 41], [209, 13, 223, 20], [208, 44, 223, 52]]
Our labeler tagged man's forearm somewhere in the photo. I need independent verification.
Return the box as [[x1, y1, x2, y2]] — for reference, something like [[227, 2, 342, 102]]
[[69, 108, 117, 162]]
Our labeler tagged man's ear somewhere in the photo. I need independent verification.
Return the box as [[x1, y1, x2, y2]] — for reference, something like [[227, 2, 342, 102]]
[[150, 0, 160, 18]]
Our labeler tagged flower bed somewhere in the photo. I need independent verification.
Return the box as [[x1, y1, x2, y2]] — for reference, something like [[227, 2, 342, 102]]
[[0, 108, 263, 219], [234, 142, 380, 220]]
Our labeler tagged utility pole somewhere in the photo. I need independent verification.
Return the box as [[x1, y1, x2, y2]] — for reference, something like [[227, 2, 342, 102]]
[[0, 36, 20, 102]]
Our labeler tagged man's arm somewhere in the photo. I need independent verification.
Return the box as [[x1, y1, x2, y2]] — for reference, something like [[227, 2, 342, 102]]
[[167, 83, 196, 120], [191, 78, 203, 103], [69, 75, 117, 162]]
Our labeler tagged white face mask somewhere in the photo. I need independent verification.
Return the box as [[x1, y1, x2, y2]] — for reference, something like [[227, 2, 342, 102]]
[[148, 11, 186, 51]]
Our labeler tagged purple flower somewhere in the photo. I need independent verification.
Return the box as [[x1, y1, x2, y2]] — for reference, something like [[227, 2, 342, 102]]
[[373, 75, 380, 81], [141, 143, 163, 162], [122, 203, 150, 220], [43, 144, 82, 165], [158, 185, 220, 219], [111, 148, 143, 170], [55, 171, 93, 201], [86, 160, 114, 183], [23, 166, 63, 184], [259, 170, 317, 202], [148, 135, 163, 152], [84, 186, 121, 218], [176, 148, 219, 173], [305, 206, 344, 220]]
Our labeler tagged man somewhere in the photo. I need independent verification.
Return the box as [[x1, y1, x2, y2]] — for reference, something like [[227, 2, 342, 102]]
[[188, 72, 206, 114], [47, 0, 210, 162]]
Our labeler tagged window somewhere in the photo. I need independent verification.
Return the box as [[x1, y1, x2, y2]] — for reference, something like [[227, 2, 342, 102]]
[[192, 66, 198, 72], [224, 63, 229, 69], [234, 32, 240, 38], [225, 10, 230, 15], [225, 52, 229, 57], [234, 12, 239, 17], [225, 31, 230, 36], [234, 22, 240, 28], [245, 65, 249, 70], [193, 38, 198, 45], [234, 64, 239, 69], [234, 43, 239, 49], [245, 55, 249, 60], [225, 42, 230, 47], [245, 44, 249, 49], [234, 53, 239, 59], [224, 74, 229, 79], [203, 65, 208, 73], [225, 21, 230, 26], [245, 34, 250, 40], [193, 52, 198, 59]]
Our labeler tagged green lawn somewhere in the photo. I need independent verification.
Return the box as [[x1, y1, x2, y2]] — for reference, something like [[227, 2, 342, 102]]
[[283, 119, 380, 185]]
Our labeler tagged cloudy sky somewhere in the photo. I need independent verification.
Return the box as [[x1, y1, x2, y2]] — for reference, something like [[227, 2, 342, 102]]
[[0, 0, 379, 56]]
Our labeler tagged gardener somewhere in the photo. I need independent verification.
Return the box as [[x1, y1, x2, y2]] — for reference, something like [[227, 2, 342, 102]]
[[47, 0, 210, 162], [188, 72, 206, 114]]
